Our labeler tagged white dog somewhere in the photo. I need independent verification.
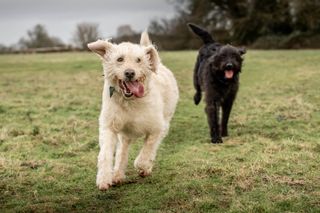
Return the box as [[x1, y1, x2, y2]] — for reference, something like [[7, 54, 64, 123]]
[[88, 32, 179, 190]]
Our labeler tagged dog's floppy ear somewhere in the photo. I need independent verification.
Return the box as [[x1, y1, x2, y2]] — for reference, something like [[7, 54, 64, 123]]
[[140, 30, 152, 46], [87, 39, 113, 58], [238, 47, 246, 55], [144, 45, 160, 72]]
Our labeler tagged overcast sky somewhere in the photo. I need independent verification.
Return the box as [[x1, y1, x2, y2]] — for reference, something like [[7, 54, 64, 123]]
[[0, 0, 175, 46]]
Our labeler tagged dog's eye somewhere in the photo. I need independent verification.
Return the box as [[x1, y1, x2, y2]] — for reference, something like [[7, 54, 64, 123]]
[[136, 58, 141, 63], [117, 57, 124, 62]]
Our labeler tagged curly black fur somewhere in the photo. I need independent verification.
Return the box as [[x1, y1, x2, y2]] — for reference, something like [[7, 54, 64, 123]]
[[188, 23, 246, 143]]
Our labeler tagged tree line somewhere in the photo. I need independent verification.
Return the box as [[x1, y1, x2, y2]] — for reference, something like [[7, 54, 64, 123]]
[[0, 23, 101, 53], [148, 0, 320, 49], [1, 0, 319, 53]]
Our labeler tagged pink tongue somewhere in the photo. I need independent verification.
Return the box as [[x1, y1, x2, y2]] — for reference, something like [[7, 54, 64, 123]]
[[225, 70, 234, 79], [126, 81, 144, 98]]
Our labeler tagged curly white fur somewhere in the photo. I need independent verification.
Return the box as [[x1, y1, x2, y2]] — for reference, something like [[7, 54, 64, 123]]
[[88, 31, 179, 190]]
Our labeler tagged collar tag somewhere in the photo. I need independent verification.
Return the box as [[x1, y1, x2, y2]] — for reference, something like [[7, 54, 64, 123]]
[[109, 86, 115, 97]]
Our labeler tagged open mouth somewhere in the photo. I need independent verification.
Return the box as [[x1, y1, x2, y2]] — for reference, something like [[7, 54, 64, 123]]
[[119, 77, 145, 98], [224, 70, 234, 79]]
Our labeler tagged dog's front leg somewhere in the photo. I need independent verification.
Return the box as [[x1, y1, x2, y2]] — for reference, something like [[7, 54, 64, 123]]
[[221, 98, 234, 137], [112, 135, 131, 185], [205, 102, 223, 143], [134, 128, 166, 177], [96, 128, 117, 190], [193, 56, 202, 105]]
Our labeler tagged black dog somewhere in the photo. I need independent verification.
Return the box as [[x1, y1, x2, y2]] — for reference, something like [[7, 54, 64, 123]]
[[188, 23, 246, 143]]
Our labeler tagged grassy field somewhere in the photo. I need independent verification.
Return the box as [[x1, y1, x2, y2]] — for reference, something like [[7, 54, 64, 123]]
[[0, 50, 320, 212]]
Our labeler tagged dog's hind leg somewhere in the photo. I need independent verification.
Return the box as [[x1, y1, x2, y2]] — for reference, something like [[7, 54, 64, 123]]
[[193, 56, 202, 105], [113, 135, 131, 185], [134, 124, 168, 177], [205, 102, 223, 143], [96, 128, 118, 190]]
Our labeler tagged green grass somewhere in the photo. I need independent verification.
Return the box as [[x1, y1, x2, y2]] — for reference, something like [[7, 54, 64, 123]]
[[0, 50, 320, 212]]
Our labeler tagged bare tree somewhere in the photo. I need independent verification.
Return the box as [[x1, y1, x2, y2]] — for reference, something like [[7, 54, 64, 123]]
[[73, 22, 101, 50], [18, 24, 64, 49], [117, 25, 135, 37]]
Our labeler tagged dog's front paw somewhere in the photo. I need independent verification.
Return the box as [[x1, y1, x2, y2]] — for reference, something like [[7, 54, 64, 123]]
[[134, 158, 153, 177], [194, 92, 202, 105], [112, 172, 125, 185], [211, 137, 223, 144], [97, 180, 112, 191], [96, 171, 112, 191]]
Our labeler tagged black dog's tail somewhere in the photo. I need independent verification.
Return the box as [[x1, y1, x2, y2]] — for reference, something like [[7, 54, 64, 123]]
[[188, 23, 215, 44]]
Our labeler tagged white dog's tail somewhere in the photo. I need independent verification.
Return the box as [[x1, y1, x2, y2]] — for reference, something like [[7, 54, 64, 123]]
[[140, 30, 151, 46]]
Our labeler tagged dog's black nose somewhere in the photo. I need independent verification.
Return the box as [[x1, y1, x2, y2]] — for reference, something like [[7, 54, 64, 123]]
[[124, 69, 135, 80], [226, 63, 233, 70]]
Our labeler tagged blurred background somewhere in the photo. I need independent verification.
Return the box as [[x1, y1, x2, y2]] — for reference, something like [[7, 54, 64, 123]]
[[0, 0, 319, 53]]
